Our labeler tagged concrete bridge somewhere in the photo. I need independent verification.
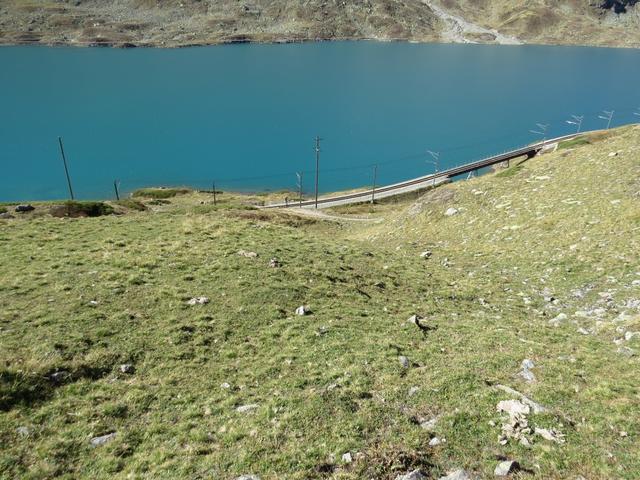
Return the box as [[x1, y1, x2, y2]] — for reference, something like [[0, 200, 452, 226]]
[[264, 132, 581, 210]]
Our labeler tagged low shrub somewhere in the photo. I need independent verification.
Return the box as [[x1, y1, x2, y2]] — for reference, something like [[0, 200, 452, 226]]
[[132, 188, 191, 199], [115, 199, 147, 211], [50, 201, 114, 218]]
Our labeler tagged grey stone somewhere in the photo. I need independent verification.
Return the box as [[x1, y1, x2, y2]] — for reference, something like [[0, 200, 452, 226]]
[[494, 460, 519, 476], [534, 427, 565, 444], [187, 296, 209, 305], [420, 250, 432, 259], [420, 416, 440, 432], [444, 207, 459, 217], [268, 258, 281, 268], [15, 204, 35, 213], [237, 250, 258, 258], [341, 452, 353, 463], [91, 432, 116, 447], [0, 212, 14, 219], [236, 476, 261, 480], [398, 355, 410, 368], [408, 386, 420, 396], [549, 313, 568, 326], [429, 436, 443, 446], [236, 404, 259, 413], [497, 399, 530, 416], [295, 305, 309, 316], [16, 426, 30, 437], [439, 470, 473, 480], [119, 364, 134, 374], [395, 470, 427, 480]]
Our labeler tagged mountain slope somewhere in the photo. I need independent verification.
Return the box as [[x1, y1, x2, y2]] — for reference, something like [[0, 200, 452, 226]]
[[0, 0, 639, 48]]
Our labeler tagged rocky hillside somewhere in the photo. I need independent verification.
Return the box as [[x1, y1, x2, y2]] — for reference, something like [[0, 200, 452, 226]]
[[0, 0, 639, 48]]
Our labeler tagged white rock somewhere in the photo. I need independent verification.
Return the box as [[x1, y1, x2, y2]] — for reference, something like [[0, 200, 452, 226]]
[[444, 207, 459, 217], [625, 331, 640, 341], [295, 305, 309, 316], [90, 432, 116, 447], [420, 250, 432, 259], [236, 476, 261, 480], [221, 382, 231, 389], [399, 355, 410, 368], [549, 313, 567, 326], [16, 426, 30, 437], [429, 437, 443, 446], [497, 400, 530, 416], [521, 359, 535, 370], [237, 250, 258, 258], [408, 386, 420, 396], [420, 416, 439, 432], [395, 470, 427, 480], [534, 427, 565, 443], [342, 452, 353, 463], [119, 364, 134, 374], [187, 296, 209, 305], [236, 404, 259, 413], [438, 470, 473, 480], [494, 460, 519, 476]]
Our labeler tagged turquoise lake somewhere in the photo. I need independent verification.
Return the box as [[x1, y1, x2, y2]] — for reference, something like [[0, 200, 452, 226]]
[[1, 42, 639, 201]]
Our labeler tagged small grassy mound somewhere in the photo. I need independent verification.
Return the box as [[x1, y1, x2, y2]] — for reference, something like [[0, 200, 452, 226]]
[[50, 201, 114, 218], [132, 188, 191, 199], [558, 136, 591, 150], [114, 199, 147, 211], [0, 207, 6, 214]]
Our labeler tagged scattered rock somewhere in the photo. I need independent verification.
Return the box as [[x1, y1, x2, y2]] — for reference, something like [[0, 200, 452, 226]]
[[90, 432, 116, 447], [0, 212, 14, 219], [420, 250, 432, 259], [236, 404, 259, 413], [608, 151, 618, 157], [187, 296, 209, 305], [420, 416, 440, 432], [534, 427, 565, 444], [341, 452, 353, 463], [295, 305, 309, 316], [408, 386, 420, 396], [429, 436, 444, 446], [15, 204, 35, 213], [16, 426, 30, 437], [549, 313, 567, 326], [624, 331, 640, 341], [268, 257, 281, 268], [497, 400, 530, 417], [237, 250, 258, 258], [617, 346, 635, 357], [494, 460, 519, 476], [236, 476, 261, 480], [119, 364, 134, 374], [398, 355, 410, 368], [395, 470, 427, 480], [518, 359, 536, 383], [495, 385, 547, 413], [439, 470, 473, 480], [221, 382, 231, 389], [444, 207, 459, 217]]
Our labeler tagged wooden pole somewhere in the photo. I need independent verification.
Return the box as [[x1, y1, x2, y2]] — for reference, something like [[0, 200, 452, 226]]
[[114, 180, 120, 201], [58, 137, 75, 200], [212, 181, 217, 206], [297, 172, 303, 207]]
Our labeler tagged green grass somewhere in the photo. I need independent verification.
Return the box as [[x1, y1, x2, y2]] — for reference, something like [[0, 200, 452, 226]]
[[131, 187, 191, 199], [0, 207, 6, 214], [558, 136, 591, 150], [114, 199, 147, 211], [1, 125, 639, 479]]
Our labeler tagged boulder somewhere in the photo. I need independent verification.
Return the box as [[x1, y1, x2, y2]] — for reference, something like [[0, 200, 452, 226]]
[[439, 470, 473, 480], [91, 432, 116, 447], [494, 460, 519, 476], [15, 204, 35, 213], [295, 305, 309, 316], [395, 470, 427, 480], [444, 207, 459, 217]]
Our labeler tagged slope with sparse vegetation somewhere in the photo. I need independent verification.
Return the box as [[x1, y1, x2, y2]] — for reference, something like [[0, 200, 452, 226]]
[[0, 125, 639, 479], [0, 0, 639, 48]]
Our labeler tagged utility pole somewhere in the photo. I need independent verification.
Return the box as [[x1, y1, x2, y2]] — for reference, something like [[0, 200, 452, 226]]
[[371, 164, 378, 205], [212, 181, 217, 206], [566, 115, 584, 133], [58, 137, 75, 200], [296, 172, 303, 207], [426, 150, 439, 188], [113, 180, 120, 201], [599, 110, 614, 130], [314, 136, 321, 209], [530, 123, 549, 152]]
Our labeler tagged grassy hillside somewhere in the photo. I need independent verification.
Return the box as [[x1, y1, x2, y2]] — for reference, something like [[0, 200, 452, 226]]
[[0, 0, 639, 48], [1, 125, 639, 479]]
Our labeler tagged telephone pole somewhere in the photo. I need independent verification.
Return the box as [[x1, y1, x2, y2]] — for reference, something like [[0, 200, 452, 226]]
[[58, 136, 75, 200], [212, 181, 217, 205], [113, 180, 120, 201], [314, 136, 321, 209]]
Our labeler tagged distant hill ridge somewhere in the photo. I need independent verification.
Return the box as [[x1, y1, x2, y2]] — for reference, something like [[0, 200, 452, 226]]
[[0, 0, 639, 48]]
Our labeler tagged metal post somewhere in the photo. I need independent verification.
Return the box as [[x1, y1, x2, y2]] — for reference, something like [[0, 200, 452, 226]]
[[314, 136, 321, 209], [212, 181, 217, 206], [114, 180, 120, 201], [371, 164, 378, 204], [58, 137, 75, 200]]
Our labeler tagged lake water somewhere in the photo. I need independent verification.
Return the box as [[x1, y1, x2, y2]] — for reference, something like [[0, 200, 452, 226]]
[[1, 42, 639, 202]]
